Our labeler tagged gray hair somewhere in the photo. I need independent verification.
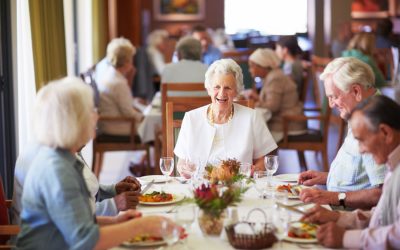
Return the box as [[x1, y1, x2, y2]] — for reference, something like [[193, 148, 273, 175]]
[[320, 57, 375, 92], [175, 36, 202, 61], [204, 59, 244, 93], [106, 37, 136, 68], [146, 29, 168, 47], [34, 77, 95, 149]]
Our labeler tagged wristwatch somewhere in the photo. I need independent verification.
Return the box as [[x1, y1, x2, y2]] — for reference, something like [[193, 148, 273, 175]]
[[338, 192, 346, 208]]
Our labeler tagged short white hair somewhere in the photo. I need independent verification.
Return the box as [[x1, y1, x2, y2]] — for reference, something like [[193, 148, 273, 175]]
[[320, 57, 375, 92], [34, 77, 95, 149], [146, 29, 168, 47], [204, 59, 244, 93], [106, 37, 136, 68]]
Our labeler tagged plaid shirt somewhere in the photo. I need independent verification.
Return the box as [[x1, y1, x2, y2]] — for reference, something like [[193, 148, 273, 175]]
[[327, 126, 386, 192]]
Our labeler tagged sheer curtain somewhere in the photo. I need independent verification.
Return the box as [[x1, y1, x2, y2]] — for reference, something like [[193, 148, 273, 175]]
[[16, 0, 36, 155]]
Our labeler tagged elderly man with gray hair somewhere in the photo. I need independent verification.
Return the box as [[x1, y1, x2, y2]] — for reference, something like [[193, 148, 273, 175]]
[[301, 95, 400, 249], [161, 36, 208, 84], [298, 57, 386, 209]]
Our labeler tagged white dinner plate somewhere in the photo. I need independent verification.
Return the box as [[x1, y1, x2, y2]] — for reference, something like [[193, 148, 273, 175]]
[[139, 193, 185, 206], [284, 236, 318, 244], [274, 174, 299, 183], [121, 239, 166, 247], [140, 175, 167, 183]]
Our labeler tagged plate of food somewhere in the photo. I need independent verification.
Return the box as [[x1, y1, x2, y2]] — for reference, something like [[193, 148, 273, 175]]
[[274, 173, 299, 183], [285, 222, 318, 243], [276, 184, 303, 199], [139, 175, 167, 183], [139, 191, 185, 205], [122, 235, 166, 247]]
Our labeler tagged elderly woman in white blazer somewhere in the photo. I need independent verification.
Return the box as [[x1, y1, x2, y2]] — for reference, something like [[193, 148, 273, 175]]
[[174, 59, 277, 176]]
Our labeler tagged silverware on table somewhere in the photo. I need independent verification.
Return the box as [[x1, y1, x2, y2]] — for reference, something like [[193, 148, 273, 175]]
[[276, 201, 306, 215], [140, 179, 155, 194]]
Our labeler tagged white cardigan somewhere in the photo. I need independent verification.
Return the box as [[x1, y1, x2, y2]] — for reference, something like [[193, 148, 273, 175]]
[[174, 103, 277, 166]]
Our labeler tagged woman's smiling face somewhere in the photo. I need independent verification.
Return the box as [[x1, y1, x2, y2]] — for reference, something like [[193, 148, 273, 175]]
[[208, 73, 238, 112]]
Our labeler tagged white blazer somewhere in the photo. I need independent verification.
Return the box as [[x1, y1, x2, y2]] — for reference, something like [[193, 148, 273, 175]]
[[174, 103, 277, 166]]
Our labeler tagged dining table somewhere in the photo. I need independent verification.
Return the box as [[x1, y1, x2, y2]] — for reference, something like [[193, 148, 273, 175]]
[[111, 174, 340, 250]]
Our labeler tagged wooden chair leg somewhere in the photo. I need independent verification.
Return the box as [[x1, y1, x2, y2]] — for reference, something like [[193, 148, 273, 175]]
[[297, 151, 307, 171], [321, 149, 329, 172]]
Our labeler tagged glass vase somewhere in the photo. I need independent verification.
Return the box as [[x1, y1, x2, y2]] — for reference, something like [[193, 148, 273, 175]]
[[198, 209, 226, 236]]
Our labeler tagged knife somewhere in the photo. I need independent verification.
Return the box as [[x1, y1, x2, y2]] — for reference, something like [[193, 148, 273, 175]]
[[140, 179, 155, 194], [276, 201, 306, 215]]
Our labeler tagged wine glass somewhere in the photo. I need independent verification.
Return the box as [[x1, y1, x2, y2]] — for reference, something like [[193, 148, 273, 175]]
[[264, 155, 278, 185], [272, 207, 291, 249], [240, 162, 252, 187], [160, 157, 174, 189], [253, 171, 268, 198], [161, 220, 180, 247]]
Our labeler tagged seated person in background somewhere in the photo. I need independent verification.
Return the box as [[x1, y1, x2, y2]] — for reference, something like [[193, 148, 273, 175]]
[[247, 48, 306, 142], [12, 143, 141, 225], [275, 35, 304, 96], [192, 25, 222, 66], [342, 32, 385, 88], [331, 21, 353, 58], [298, 57, 386, 210], [175, 59, 277, 176], [97, 37, 144, 136], [161, 36, 208, 84], [16, 77, 179, 249], [146, 29, 169, 76], [302, 95, 400, 249], [375, 18, 397, 49]]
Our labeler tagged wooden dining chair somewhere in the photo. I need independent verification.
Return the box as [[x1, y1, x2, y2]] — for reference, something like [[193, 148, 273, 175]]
[[0, 177, 20, 249], [80, 67, 151, 178]]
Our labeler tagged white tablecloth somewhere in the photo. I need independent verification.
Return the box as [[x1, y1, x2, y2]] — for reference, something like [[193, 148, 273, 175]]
[[111, 176, 338, 250]]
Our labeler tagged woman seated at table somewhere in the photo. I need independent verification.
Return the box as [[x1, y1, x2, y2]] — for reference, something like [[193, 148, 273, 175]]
[[247, 48, 306, 142], [97, 37, 144, 136], [16, 77, 178, 250], [174, 59, 277, 176]]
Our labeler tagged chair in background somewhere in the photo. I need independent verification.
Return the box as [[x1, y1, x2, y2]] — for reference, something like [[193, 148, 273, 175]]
[[222, 48, 254, 89], [0, 177, 20, 249], [80, 67, 151, 178]]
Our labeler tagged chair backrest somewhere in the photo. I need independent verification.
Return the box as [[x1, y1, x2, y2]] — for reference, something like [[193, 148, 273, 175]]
[[161, 83, 210, 156], [80, 65, 100, 107], [165, 99, 254, 159], [222, 49, 255, 89], [310, 56, 332, 109], [373, 47, 397, 83]]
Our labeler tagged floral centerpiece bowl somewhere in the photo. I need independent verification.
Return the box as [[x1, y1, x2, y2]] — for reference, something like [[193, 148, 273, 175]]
[[193, 158, 249, 236]]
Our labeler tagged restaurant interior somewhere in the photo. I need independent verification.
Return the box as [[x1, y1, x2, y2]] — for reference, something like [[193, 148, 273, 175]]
[[0, 0, 400, 249]]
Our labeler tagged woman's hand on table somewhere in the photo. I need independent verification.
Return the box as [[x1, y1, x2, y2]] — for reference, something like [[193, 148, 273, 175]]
[[299, 188, 338, 205], [298, 170, 328, 186], [113, 209, 142, 223], [316, 222, 345, 248], [137, 216, 184, 239], [301, 205, 340, 224]]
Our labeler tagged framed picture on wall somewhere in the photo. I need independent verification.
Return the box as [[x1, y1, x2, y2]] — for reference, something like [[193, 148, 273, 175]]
[[153, 0, 205, 21], [351, 0, 390, 18]]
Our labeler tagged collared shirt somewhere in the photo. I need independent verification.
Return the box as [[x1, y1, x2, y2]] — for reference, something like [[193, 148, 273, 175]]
[[327, 126, 386, 192], [202, 45, 222, 66], [338, 144, 400, 249], [16, 146, 99, 250]]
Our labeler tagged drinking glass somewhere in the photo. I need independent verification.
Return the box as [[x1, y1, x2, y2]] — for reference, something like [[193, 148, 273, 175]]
[[160, 157, 174, 189], [253, 171, 268, 198], [240, 162, 252, 187], [264, 155, 279, 185], [161, 220, 180, 248], [272, 207, 291, 249]]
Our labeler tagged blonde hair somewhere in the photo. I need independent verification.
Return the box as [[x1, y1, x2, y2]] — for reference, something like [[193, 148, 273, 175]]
[[34, 77, 95, 149], [106, 37, 136, 68], [347, 32, 375, 56], [320, 57, 375, 92], [204, 58, 244, 93], [146, 29, 168, 47]]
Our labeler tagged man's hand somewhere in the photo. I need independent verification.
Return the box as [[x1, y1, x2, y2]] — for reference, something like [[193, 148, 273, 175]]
[[301, 205, 340, 224], [317, 222, 345, 248], [298, 170, 328, 186], [115, 176, 141, 194], [300, 188, 338, 205], [114, 191, 140, 211], [113, 209, 142, 224]]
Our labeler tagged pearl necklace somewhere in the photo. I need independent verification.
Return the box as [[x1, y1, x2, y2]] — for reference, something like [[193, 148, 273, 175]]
[[207, 104, 234, 126]]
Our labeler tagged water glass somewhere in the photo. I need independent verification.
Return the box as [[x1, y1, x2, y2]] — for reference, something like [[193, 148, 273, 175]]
[[264, 155, 278, 184], [273, 190, 289, 206], [272, 208, 291, 249], [160, 157, 174, 189], [161, 220, 180, 247], [253, 171, 268, 198], [175, 205, 196, 231]]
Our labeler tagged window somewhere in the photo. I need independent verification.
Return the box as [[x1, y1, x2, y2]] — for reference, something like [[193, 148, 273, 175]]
[[224, 0, 308, 35]]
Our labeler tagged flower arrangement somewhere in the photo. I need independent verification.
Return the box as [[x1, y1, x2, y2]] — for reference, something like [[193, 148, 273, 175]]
[[205, 158, 250, 185]]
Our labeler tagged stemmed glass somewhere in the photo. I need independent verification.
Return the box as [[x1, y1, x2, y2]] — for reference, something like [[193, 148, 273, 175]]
[[272, 207, 291, 249], [253, 171, 268, 198], [240, 162, 252, 187], [160, 157, 174, 190], [175, 205, 196, 249], [264, 155, 278, 186], [161, 220, 180, 248]]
